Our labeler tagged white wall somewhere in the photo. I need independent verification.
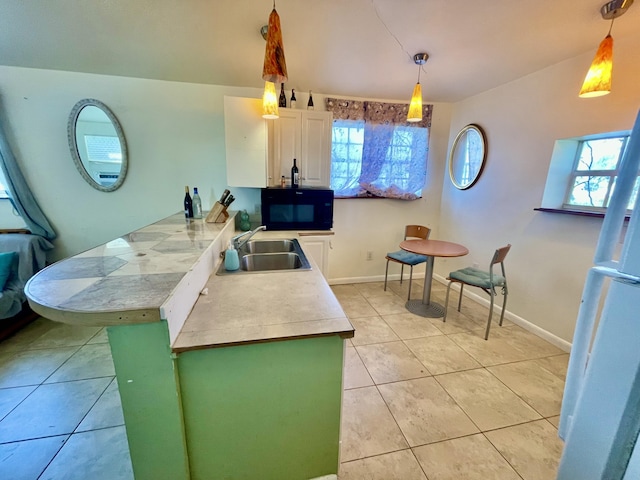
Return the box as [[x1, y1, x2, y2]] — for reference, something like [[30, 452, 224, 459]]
[[0, 66, 263, 260], [437, 32, 640, 342]]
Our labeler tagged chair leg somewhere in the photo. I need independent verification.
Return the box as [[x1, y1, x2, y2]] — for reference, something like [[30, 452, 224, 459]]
[[407, 265, 413, 300], [443, 280, 453, 323], [457, 283, 464, 312], [400, 264, 404, 284], [384, 259, 390, 291], [485, 289, 495, 340], [499, 286, 508, 326]]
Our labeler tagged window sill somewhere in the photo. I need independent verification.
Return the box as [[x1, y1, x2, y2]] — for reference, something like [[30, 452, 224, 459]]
[[534, 207, 630, 220]]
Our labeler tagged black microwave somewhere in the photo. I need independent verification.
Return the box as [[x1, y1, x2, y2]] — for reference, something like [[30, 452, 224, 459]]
[[261, 187, 334, 230]]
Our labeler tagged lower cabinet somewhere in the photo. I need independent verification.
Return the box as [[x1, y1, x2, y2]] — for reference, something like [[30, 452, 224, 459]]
[[299, 235, 331, 278]]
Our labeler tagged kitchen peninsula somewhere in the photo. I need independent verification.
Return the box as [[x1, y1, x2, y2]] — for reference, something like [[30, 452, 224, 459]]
[[25, 212, 354, 480]]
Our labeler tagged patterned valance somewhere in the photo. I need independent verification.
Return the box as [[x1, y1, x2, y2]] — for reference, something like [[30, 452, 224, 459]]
[[324, 98, 365, 121], [325, 97, 432, 128]]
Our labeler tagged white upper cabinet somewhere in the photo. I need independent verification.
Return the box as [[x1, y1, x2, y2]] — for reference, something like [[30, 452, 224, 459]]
[[223, 96, 268, 188], [271, 109, 333, 188], [224, 98, 333, 188]]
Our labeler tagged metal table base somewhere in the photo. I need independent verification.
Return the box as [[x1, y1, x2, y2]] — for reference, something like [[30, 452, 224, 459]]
[[405, 299, 445, 318]]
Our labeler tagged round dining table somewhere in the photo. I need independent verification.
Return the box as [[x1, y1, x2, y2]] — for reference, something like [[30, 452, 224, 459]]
[[400, 239, 469, 317]]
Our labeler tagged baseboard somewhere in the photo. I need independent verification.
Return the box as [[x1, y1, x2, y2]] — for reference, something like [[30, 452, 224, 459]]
[[431, 273, 571, 352], [328, 273, 571, 352], [328, 272, 425, 285]]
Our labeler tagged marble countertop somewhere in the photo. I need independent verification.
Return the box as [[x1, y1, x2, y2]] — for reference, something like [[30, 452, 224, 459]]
[[173, 229, 354, 352], [25, 212, 353, 351], [25, 213, 233, 329]]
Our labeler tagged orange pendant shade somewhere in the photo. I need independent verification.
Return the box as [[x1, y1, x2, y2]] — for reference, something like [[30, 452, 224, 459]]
[[407, 83, 423, 122], [579, 34, 613, 98], [262, 8, 288, 84]]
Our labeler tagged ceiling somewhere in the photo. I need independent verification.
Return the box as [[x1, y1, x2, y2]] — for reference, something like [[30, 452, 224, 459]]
[[1, 0, 639, 103]]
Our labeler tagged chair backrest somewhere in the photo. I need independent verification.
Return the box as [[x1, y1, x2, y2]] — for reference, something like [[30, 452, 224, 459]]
[[491, 244, 511, 266], [405, 225, 430, 241]]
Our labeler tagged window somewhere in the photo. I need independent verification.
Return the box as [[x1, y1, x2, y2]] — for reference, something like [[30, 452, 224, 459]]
[[330, 120, 364, 193], [540, 130, 637, 214], [565, 135, 637, 212], [326, 98, 431, 199], [0, 168, 9, 199], [84, 135, 123, 163]]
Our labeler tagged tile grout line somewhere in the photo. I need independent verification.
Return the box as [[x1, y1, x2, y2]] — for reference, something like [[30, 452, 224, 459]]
[[36, 327, 116, 479]]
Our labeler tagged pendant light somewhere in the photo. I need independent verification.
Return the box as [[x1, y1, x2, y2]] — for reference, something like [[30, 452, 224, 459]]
[[262, 81, 279, 119], [407, 53, 428, 123], [579, 0, 633, 98], [261, 1, 288, 118]]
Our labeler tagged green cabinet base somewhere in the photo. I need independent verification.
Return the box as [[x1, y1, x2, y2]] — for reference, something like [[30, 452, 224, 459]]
[[107, 321, 190, 480], [178, 336, 344, 480], [108, 322, 345, 480]]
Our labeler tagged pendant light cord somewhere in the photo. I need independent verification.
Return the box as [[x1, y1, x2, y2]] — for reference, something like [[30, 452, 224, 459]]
[[371, 0, 427, 75]]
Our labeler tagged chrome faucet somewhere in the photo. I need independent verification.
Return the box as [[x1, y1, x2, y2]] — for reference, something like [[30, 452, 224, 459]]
[[232, 225, 266, 251]]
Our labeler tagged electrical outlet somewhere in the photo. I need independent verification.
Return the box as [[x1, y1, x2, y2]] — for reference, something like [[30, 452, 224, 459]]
[[366, 250, 373, 261]]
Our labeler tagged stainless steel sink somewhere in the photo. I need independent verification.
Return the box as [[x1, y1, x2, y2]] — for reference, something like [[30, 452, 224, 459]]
[[217, 238, 311, 275], [241, 252, 303, 271], [239, 239, 296, 254]]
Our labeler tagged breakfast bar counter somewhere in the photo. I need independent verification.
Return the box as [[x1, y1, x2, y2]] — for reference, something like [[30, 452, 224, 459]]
[[25, 212, 353, 349], [25, 212, 353, 480]]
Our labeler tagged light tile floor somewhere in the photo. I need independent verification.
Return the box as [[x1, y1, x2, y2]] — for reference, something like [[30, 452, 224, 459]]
[[0, 320, 132, 480], [0, 280, 568, 479], [336, 280, 567, 480]]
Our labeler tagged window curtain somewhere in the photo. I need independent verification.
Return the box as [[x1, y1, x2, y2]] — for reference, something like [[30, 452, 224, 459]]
[[326, 97, 432, 200], [0, 116, 56, 240]]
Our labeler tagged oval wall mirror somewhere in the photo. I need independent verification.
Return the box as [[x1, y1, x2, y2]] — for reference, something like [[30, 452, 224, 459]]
[[68, 99, 128, 192], [448, 124, 487, 190]]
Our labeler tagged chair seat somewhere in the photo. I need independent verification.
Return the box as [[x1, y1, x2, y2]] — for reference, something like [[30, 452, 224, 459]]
[[386, 250, 427, 266], [449, 267, 506, 289]]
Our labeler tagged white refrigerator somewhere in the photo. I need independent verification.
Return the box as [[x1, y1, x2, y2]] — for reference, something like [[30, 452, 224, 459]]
[[557, 109, 640, 479]]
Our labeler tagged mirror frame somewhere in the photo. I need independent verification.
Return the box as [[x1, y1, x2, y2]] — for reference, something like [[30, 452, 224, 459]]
[[448, 123, 487, 190], [67, 98, 128, 192]]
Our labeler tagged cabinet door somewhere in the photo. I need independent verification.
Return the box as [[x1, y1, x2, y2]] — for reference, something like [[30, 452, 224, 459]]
[[272, 109, 301, 185], [224, 97, 268, 188], [301, 111, 332, 188], [299, 236, 330, 278]]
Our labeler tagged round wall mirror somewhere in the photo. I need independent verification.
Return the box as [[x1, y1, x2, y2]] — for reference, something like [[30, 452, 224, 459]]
[[68, 99, 128, 192], [448, 124, 487, 190]]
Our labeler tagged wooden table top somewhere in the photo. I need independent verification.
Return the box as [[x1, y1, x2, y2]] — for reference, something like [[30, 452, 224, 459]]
[[400, 239, 469, 258]]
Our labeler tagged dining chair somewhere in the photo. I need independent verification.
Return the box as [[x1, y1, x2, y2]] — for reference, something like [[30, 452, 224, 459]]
[[384, 225, 431, 300], [443, 244, 511, 340]]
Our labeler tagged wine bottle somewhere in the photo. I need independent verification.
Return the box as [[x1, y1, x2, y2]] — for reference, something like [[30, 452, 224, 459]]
[[184, 186, 193, 218], [192, 187, 202, 219], [279, 83, 287, 108], [290, 89, 297, 109], [291, 159, 299, 188], [307, 90, 314, 110]]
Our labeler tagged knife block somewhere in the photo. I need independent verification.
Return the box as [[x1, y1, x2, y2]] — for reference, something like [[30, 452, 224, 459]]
[[205, 201, 229, 223]]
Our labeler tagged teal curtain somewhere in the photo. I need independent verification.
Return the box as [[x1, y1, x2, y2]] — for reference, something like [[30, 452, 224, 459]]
[[0, 114, 56, 240]]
